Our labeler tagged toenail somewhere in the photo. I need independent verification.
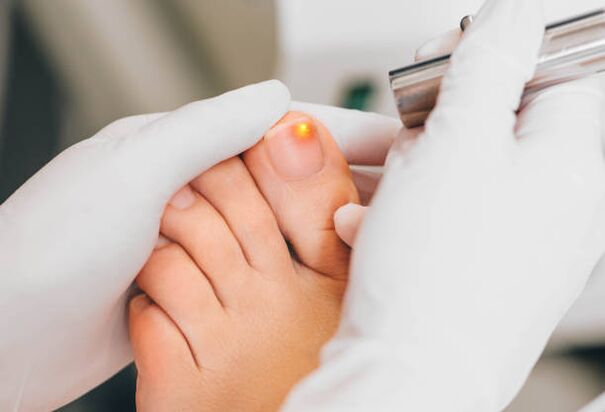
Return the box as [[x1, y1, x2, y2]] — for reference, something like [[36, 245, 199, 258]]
[[154, 235, 172, 250], [130, 294, 151, 311], [264, 115, 325, 180], [169, 185, 196, 210]]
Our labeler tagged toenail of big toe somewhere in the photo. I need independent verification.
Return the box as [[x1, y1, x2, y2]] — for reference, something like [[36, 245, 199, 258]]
[[264, 115, 324, 180]]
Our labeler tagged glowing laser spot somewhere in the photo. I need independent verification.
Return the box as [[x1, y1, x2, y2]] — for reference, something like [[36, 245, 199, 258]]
[[294, 122, 314, 139]]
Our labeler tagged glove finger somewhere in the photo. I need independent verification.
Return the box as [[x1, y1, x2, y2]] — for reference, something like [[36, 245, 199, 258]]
[[577, 196, 605, 296], [291, 101, 403, 166], [99, 112, 167, 138], [427, 0, 544, 146], [414, 29, 461, 62], [122, 80, 290, 196], [334, 203, 368, 247], [517, 78, 603, 159], [352, 167, 382, 205], [349, 125, 423, 203]]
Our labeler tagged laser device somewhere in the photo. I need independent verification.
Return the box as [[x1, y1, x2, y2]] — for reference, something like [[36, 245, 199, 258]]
[[390, 9, 605, 128]]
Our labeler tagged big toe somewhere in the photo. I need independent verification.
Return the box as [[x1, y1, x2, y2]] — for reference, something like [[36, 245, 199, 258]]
[[243, 112, 359, 279]]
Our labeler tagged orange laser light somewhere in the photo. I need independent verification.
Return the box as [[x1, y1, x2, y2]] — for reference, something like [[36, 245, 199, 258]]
[[293, 121, 314, 139]]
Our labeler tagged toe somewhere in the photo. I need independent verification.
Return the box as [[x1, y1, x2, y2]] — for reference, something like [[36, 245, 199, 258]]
[[243, 112, 359, 279], [129, 295, 201, 411], [129, 294, 197, 383], [191, 157, 291, 273], [136, 243, 224, 362], [161, 186, 251, 304]]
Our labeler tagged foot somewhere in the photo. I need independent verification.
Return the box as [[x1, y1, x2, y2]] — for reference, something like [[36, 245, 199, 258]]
[[129, 112, 359, 411]]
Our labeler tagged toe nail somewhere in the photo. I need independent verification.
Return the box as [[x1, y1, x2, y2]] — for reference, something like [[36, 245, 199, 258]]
[[154, 235, 171, 250], [264, 115, 324, 180], [130, 294, 151, 312], [169, 185, 196, 210]]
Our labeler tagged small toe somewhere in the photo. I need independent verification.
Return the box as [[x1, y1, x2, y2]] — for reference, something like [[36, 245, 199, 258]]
[[191, 157, 291, 273], [136, 243, 224, 359], [129, 294, 197, 382], [129, 295, 200, 410], [161, 186, 251, 304]]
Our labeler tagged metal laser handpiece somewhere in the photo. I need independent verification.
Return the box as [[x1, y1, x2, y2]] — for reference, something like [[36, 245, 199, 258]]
[[389, 9, 605, 128]]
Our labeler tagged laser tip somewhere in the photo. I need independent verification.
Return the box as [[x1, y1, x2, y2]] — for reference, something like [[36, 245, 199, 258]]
[[294, 121, 314, 139]]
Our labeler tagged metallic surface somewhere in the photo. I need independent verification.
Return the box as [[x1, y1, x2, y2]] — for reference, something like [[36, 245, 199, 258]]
[[390, 9, 605, 128], [460, 15, 474, 31]]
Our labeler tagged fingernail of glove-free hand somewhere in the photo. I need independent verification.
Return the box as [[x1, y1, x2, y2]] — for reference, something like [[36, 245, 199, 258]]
[[264, 115, 325, 180]]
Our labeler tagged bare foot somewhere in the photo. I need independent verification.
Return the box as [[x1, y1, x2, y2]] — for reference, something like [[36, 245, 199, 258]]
[[129, 112, 359, 411]]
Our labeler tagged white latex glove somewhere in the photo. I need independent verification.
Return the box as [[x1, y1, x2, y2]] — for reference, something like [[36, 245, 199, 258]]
[[331, 7, 605, 351], [0, 81, 290, 411], [284, 1, 605, 411]]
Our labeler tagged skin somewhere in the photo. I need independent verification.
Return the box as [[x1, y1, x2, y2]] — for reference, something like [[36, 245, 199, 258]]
[[129, 112, 359, 411]]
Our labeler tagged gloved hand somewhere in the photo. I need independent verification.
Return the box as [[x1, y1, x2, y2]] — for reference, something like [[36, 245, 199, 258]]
[[330, 3, 605, 352], [0, 81, 290, 411], [284, 1, 605, 411]]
